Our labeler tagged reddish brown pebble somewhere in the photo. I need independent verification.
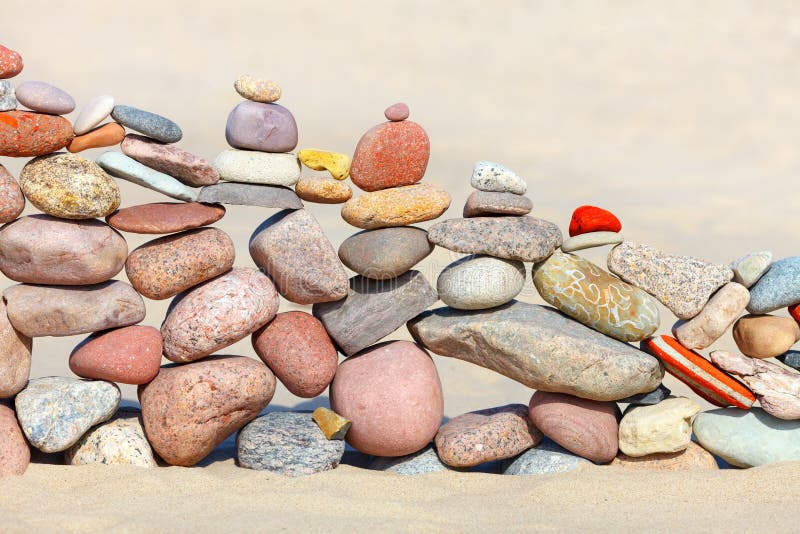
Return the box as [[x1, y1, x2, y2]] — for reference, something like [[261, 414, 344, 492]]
[[349, 121, 430, 192], [67, 123, 125, 153], [252, 311, 338, 398], [121, 133, 219, 187], [384, 102, 410, 122], [138, 355, 275, 466], [0, 164, 24, 223], [528, 391, 620, 464], [106, 202, 225, 234], [0, 111, 73, 157], [0, 404, 29, 477], [161, 268, 279, 362], [0, 46, 23, 79], [125, 227, 235, 300], [435, 404, 543, 467], [69, 325, 163, 385], [330, 340, 443, 457], [0, 301, 31, 398]]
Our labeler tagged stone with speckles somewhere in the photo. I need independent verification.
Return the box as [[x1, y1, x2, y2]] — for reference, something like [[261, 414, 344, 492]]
[[341, 183, 450, 229], [0, 46, 23, 79], [0, 300, 31, 399], [69, 326, 163, 385], [502, 439, 590, 475], [747, 257, 800, 314], [65, 408, 156, 467], [0, 81, 15, 112], [0, 164, 25, 223], [234, 76, 281, 103], [438, 255, 525, 310], [0, 404, 29, 476], [0, 111, 73, 156], [463, 190, 532, 217], [369, 444, 460, 475], [111, 105, 182, 143], [106, 202, 226, 234], [350, 121, 429, 191], [122, 134, 219, 187], [471, 161, 526, 194]]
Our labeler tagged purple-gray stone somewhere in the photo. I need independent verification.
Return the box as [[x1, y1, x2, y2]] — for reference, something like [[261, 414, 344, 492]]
[[197, 182, 303, 209], [225, 101, 298, 153], [463, 191, 532, 217]]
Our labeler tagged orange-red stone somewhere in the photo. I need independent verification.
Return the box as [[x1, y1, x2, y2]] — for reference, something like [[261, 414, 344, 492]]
[[349, 121, 430, 192], [69, 325, 163, 385], [67, 123, 125, 153], [790, 304, 800, 323], [568, 205, 622, 237], [0, 46, 23, 79], [0, 111, 73, 157]]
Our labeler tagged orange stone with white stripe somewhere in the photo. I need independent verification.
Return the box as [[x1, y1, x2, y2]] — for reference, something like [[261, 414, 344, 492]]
[[641, 335, 755, 409]]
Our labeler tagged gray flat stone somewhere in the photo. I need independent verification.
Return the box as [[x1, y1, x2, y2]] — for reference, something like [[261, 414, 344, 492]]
[[313, 270, 437, 356], [198, 182, 303, 209], [111, 104, 182, 143], [502, 439, 590, 475], [97, 151, 198, 201], [236, 411, 344, 476], [368, 444, 460, 475], [747, 257, 800, 314]]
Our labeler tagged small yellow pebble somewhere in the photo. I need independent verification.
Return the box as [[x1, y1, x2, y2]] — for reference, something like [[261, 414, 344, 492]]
[[234, 75, 281, 103], [298, 149, 352, 180], [312, 407, 352, 440]]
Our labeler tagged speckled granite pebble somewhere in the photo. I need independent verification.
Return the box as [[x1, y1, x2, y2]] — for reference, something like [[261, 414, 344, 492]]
[[730, 251, 772, 288], [341, 183, 450, 229], [0, 301, 31, 398], [97, 151, 198, 202], [73, 95, 114, 135], [0, 404, 29, 477], [428, 216, 562, 262], [471, 161, 526, 194], [139, 355, 275, 466], [0, 80, 15, 112], [747, 257, 800, 314], [384, 102, 410, 122], [197, 182, 303, 209], [314, 271, 438, 356], [502, 439, 590, 475], [225, 101, 297, 152], [106, 202, 225, 234], [111, 105, 182, 143], [250, 209, 348, 304], [20, 153, 120, 219], [237, 411, 345, 476], [608, 241, 733, 319], [65, 409, 156, 467], [122, 134, 219, 187], [369, 444, 458, 475], [350, 121, 429, 191], [435, 404, 542, 467], [463, 191, 532, 217], [338, 227, 433, 280], [438, 255, 525, 310], [125, 227, 235, 300], [0, 111, 73, 156], [673, 282, 750, 349], [561, 231, 624, 253], [15, 377, 120, 453], [234, 76, 281, 103], [69, 326, 163, 385], [533, 251, 660, 342], [4, 281, 145, 338], [0, 164, 25, 223], [15, 81, 75, 115], [161, 268, 278, 362]]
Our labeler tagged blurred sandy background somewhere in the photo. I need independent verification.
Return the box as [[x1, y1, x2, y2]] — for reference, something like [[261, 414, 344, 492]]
[[2, 1, 800, 531]]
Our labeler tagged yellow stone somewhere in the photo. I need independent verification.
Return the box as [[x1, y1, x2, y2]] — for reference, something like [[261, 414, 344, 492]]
[[312, 407, 351, 440], [298, 149, 352, 180], [341, 183, 451, 230]]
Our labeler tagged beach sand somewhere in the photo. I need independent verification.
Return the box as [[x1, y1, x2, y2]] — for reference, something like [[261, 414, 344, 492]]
[[2, 0, 800, 530]]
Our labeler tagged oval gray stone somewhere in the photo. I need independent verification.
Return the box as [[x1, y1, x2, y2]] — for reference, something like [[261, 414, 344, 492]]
[[15, 81, 75, 115], [368, 444, 461, 475], [747, 257, 800, 314], [407, 301, 664, 401], [339, 227, 433, 280], [502, 439, 590, 475], [97, 151, 198, 201], [111, 104, 182, 143], [237, 411, 345, 476], [470, 161, 527, 194], [693, 407, 800, 468], [437, 255, 525, 310], [15, 377, 120, 453]]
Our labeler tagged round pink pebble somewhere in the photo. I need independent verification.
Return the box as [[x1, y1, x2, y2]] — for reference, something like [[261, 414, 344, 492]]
[[69, 325, 163, 385], [252, 311, 338, 398], [384, 102, 409, 122], [0, 165, 24, 223], [528, 391, 620, 464], [0, 404, 29, 477], [330, 340, 443, 457]]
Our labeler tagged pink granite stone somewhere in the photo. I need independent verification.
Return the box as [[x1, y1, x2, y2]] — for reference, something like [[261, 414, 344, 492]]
[[69, 325, 163, 385]]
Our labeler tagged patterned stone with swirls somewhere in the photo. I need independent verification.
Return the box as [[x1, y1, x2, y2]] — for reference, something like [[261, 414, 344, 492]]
[[532, 251, 660, 342]]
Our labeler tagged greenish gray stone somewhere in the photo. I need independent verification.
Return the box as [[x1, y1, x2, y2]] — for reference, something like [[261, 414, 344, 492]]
[[729, 251, 772, 288], [97, 151, 198, 201], [502, 440, 590, 475]]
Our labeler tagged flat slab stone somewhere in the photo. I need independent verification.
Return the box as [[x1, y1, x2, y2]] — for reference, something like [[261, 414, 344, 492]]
[[408, 301, 663, 401], [462, 191, 532, 217], [747, 257, 800, 314], [428, 216, 562, 262], [313, 271, 437, 356], [97, 151, 198, 201], [197, 182, 303, 209], [561, 231, 624, 253], [121, 134, 219, 187]]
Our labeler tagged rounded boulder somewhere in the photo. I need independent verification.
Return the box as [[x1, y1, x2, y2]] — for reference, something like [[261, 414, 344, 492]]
[[350, 121, 429, 192], [69, 325, 163, 385]]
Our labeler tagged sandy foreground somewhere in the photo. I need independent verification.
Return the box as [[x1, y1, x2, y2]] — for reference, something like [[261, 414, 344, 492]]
[[4, 0, 800, 531]]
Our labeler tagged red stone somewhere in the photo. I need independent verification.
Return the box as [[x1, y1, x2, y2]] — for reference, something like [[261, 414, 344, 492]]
[[384, 103, 410, 122], [789, 304, 800, 324], [69, 325, 163, 385], [0, 46, 23, 79], [350, 121, 430, 192], [0, 111, 73, 157], [0, 404, 29, 477], [568, 205, 622, 237], [106, 202, 226, 234], [252, 311, 338, 398]]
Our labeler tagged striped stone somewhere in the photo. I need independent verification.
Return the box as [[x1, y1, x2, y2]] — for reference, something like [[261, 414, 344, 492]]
[[642, 335, 755, 409]]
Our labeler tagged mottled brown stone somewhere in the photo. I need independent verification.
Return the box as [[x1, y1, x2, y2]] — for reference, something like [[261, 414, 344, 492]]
[[106, 202, 225, 234], [121, 134, 219, 186], [463, 191, 532, 217]]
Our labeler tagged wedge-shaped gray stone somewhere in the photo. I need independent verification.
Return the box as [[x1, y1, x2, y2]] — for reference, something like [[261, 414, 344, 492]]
[[15, 377, 120, 453], [313, 271, 437, 356], [407, 301, 663, 401], [427, 216, 562, 262], [198, 182, 303, 209], [693, 407, 800, 468], [97, 151, 198, 201], [608, 241, 733, 320]]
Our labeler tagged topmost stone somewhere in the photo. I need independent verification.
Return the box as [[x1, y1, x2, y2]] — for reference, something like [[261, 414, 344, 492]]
[[111, 105, 182, 144], [225, 101, 298, 153], [0, 45, 23, 79], [384, 102, 409, 122], [471, 161, 526, 194], [234, 76, 281, 103]]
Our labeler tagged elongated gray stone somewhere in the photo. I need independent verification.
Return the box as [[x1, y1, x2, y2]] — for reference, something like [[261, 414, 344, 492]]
[[15, 377, 120, 453], [608, 241, 733, 320], [111, 104, 182, 143], [747, 257, 800, 314], [693, 407, 800, 468], [407, 301, 663, 401], [427, 217, 562, 262], [237, 411, 344, 476], [197, 182, 303, 209], [502, 439, 590, 475], [97, 151, 198, 201], [313, 271, 437, 356]]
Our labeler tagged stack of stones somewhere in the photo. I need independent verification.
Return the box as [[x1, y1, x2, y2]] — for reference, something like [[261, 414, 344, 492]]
[[3, 41, 800, 479]]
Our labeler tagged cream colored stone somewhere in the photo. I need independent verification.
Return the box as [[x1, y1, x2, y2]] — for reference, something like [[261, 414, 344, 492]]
[[618, 397, 701, 457]]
